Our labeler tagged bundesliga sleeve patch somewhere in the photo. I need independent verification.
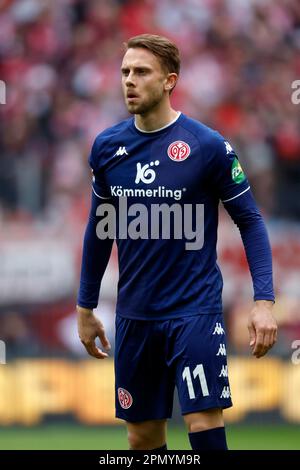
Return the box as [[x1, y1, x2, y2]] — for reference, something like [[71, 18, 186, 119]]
[[231, 157, 246, 184]]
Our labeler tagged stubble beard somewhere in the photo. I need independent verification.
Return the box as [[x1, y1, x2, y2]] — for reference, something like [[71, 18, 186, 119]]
[[126, 89, 164, 116]]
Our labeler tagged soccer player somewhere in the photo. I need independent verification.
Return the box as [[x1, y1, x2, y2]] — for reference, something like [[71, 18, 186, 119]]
[[77, 34, 277, 451]]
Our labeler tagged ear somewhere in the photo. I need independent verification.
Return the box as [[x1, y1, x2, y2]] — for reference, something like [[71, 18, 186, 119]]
[[164, 73, 178, 92]]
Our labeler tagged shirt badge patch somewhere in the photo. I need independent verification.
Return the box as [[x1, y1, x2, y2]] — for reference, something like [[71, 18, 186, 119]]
[[167, 141, 191, 162], [231, 157, 246, 184], [118, 387, 133, 409]]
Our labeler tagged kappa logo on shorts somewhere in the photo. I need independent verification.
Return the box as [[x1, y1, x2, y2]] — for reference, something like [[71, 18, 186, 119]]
[[219, 365, 228, 378], [118, 387, 133, 409], [212, 322, 225, 335], [167, 141, 191, 162], [216, 343, 226, 356], [220, 386, 231, 399]]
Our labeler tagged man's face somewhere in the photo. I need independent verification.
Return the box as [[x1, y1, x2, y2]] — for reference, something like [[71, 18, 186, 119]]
[[121, 47, 169, 115]]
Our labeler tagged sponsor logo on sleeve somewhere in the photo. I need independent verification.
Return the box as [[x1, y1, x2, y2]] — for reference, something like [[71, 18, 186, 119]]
[[231, 157, 246, 184]]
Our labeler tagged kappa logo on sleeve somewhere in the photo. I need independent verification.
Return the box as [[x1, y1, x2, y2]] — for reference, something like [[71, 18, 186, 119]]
[[118, 387, 133, 409], [224, 141, 234, 155]]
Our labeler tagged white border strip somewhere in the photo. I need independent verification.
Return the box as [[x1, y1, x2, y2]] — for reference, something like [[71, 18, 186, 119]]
[[135, 112, 181, 133], [222, 186, 250, 203], [92, 186, 111, 199]]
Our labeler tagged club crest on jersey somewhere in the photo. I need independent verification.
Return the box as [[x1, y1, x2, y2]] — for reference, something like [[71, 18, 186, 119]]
[[118, 387, 133, 409], [167, 141, 191, 162]]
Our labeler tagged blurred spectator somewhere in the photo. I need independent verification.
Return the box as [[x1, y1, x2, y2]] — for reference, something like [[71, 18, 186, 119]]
[[0, 310, 40, 359]]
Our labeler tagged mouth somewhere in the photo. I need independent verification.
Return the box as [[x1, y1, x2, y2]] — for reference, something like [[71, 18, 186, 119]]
[[127, 92, 139, 102]]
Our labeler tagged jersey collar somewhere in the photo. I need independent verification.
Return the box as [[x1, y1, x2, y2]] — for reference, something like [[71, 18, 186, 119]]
[[134, 112, 182, 135]]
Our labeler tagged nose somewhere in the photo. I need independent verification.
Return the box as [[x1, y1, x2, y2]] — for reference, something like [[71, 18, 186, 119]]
[[125, 71, 135, 87]]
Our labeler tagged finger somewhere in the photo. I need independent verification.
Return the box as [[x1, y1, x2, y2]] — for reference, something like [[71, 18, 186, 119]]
[[82, 340, 108, 359], [258, 331, 272, 358], [264, 327, 277, 350], [272, 327, 278, 345], [253, 331, 265, 357], [264, 330, 272, 349], [87, 344, 109, 359], [248, 324, 256, 348], [98, 329, 111, 350]]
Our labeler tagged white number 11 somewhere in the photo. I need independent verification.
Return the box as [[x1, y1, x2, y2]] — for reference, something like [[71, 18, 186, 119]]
[[182, 364, 209, 399]]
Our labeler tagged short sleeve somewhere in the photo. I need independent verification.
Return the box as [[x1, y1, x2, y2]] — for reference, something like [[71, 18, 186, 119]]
[[210, 132, 250, 203], [88, 137, 111, 200]]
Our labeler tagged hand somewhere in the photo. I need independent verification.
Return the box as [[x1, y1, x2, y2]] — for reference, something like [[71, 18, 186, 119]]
[[248, 300, 277, 358], [77, 306, 111, 359]]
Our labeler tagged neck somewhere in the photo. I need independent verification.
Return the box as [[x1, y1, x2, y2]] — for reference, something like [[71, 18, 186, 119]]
[[135, 102, 178, 132]]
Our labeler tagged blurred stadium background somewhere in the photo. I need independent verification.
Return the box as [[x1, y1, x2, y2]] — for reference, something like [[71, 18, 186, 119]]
[[0, 0, 300, 450]]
